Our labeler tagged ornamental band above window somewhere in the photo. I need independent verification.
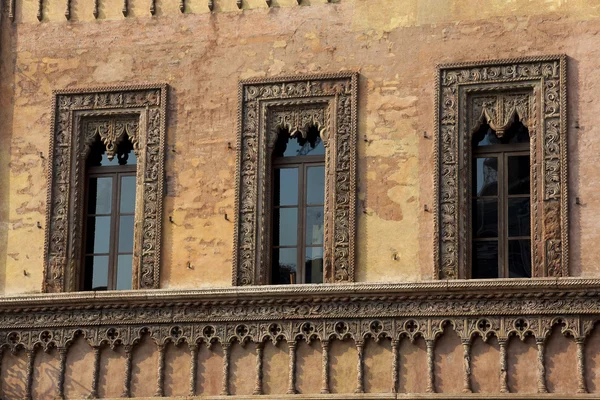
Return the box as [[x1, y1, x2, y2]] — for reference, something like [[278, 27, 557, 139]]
[[233, 73, 358, 285], [435, 55, 568, 279], [43, 85, 167, 293]]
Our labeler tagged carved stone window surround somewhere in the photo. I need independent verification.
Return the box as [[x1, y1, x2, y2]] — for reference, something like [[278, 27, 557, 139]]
[[435, 55, 568, 280], [43, 84, 167, 292], [233, 73, 358, 285]]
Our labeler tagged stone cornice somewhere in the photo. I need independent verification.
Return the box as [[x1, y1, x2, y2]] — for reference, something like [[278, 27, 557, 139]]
[[1, 277, 599, 314]]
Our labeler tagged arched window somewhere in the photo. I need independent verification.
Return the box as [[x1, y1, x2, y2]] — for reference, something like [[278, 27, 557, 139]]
[[271, 125, 325, 284], [471, 117, 531, 278], [82, 134, 137, 290]]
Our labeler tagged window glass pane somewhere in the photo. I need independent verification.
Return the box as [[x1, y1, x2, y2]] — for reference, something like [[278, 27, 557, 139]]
[[508, 156, 530, 195], [509, 240, 532, 278], [86, 216, 111, 254], [506, 120, 530, 144], [305, 207, 324, 245], [273, 208, 298, 246], [118, 216, 135, 253], [305, 247, 323, 284], [273, 168, 298, 206], [306, 166, 325, 205], [508, 198, 531, 237], [99, 153, 120, 166], [272, 248, 297, 284], [87, 255, 109, 291], [126, 151, 137, 165], [472, 199, 498, 238], [88, 177, 112, 214], [473, 126, 501, 147], [119, 176, 137, 214], [473, 157, 498, 196], [472, 241, 499, 279], [116, 254, 133, 290]]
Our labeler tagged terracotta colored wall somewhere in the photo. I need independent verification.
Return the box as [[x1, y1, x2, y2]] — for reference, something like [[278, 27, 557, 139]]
[[0, 0, 600, 294]]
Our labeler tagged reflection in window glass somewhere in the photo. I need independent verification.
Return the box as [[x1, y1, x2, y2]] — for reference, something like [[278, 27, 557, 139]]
[[120, 176, 137, 213], [87, 216, 111, 254], [472, 199, 498, 238], [305, 207, 324, 245], [116, 255, 133, 290], [305, 247, 323, 284], [508, 240, 532, 278], [272, 248, 297, 284], [471, 117, 531, 279], [272, 126, 325, 284], [118, 216, 135, 253], [507, 156, 530, 195], [83, 134, 137, 291], [88, 256, 109, 290], [274, 208, 298, 246], [273, 168, 298, 206], [472, 242, 499, 279], [473, 158, 498, 196], [88, 177, 113, 214]]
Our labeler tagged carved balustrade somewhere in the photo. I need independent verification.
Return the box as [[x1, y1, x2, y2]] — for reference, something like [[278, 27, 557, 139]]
[[1, 279, 600, 398]]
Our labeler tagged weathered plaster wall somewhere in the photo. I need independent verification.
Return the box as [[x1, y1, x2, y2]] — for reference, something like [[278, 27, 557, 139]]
[[1, 0, 600, 295]]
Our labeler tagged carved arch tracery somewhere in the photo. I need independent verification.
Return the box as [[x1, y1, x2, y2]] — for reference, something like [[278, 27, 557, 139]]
[[435, 56, 568, 279], [43, 84, 167, 292], [234, 73, 358, 285]]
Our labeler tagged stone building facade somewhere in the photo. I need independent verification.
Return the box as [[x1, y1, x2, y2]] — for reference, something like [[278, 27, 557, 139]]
[[1, 0, 600, 398]]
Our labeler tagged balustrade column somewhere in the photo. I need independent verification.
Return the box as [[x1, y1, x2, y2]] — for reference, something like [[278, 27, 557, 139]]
[[498, 339, 509, 393], [462, 340, 472, 393], [91, 346, 101, 398], [286, 341, 297, 394], [221, 343, 231, 396], [391, 339, 399, 393], [155, 343, 166, 397], [57, 347, 68, 399], [320, 341, 330, 394], [25, 349, 36, 400], [576, 338, 588, 393], [121, 345, 133, 398], [253, 342, 264, 395], [425, 339, 435, 393], [536, 339, 548, 393], [355, 340, 364, 393], [189, 344, 198, 396]]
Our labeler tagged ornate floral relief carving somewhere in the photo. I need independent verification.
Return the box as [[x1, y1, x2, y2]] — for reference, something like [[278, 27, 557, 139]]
[[470, 93, 530, 136], [435, 55, 568, 279], [234, 73, 358, 285], [43, 85, 167, 292]]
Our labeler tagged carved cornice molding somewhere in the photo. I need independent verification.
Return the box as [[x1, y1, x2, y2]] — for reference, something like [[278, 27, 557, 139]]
[[4, 278, 600, 317], [435, 55, 568, 279], [233, 72, 358, 286], [43, 84, 168, 293]]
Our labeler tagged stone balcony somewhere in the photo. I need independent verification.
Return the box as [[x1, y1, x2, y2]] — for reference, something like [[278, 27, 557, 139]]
[[1, 279, 600, 399]]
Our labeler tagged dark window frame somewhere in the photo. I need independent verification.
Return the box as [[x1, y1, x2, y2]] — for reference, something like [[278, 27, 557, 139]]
[[471, 136, 531, 279], [271, 152, 325, 284], [82, 162, 136, 291]]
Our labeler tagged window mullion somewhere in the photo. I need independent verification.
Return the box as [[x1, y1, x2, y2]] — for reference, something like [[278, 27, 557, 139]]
[[298, 164, 306, 284], [500, 153, 508, 278], [109, 172, 120, 290]]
